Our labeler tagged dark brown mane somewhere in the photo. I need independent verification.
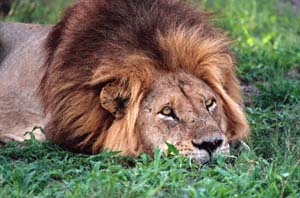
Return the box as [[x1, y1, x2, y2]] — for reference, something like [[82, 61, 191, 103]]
[[39, 0, 248, 155]]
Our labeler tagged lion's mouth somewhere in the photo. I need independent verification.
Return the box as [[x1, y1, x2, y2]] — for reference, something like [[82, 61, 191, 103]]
[[188, 141, 250, 165], [183, 142, 231, 165], [190, 139, 225, 164], [192, 139, 223, 156]]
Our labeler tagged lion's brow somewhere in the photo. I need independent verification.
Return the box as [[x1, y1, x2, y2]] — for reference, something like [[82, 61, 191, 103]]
[[177, 83, 201, 113]]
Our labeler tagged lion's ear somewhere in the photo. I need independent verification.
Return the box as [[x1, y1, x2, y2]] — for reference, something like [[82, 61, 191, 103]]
[[221, 53, 233, 65], [100, 79, 131, 119]]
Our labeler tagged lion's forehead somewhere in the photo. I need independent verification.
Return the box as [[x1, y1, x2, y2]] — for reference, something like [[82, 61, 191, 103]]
[[143, 72, 217, 111], [153, 72, 214, 95]]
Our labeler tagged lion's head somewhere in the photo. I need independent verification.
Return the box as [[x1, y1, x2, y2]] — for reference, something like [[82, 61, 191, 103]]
[[137, 72, 231, 164], [39, 0, 249, 164]]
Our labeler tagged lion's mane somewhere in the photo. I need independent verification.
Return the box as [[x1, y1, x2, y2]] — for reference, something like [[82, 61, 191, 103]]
[[39, 0, 249, 155]]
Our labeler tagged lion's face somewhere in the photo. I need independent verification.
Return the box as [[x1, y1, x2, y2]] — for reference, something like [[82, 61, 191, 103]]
[[137, 72, 229, 164]]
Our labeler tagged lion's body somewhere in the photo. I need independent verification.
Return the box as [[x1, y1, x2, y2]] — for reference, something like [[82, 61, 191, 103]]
[[0, 23, 50, 142], [0, 0, 249, 164]]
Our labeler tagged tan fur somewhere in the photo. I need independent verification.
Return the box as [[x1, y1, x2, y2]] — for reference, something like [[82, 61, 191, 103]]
[[86, 54, 156, 155], [0, 22, 50, 143]]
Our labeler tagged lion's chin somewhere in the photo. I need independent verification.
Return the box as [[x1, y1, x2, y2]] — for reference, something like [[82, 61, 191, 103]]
[[179, 149, 211, 165], [190, 150, 211, 165]]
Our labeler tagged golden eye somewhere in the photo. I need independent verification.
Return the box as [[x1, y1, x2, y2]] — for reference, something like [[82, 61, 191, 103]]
[[205, 99, 216, 112], [161, 106, 172, 116], [159, 106, 179, 121]]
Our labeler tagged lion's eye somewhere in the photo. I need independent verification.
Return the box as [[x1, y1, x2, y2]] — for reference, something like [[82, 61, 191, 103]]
[[158, 106, 178, 121], [161, 106, 172, 116], [205, 99, 217, 113]]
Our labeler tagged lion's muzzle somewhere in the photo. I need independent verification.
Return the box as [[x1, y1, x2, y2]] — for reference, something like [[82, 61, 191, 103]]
[[191, 133, 225, 164], [192, 136, 223, 155]]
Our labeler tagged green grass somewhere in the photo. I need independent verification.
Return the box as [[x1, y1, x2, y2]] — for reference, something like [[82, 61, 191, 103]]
[[1, 0, 300, 197], [0, 0, 73, 24]]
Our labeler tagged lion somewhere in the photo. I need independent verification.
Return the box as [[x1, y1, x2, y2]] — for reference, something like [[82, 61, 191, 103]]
[[0, 0, 249, 164]]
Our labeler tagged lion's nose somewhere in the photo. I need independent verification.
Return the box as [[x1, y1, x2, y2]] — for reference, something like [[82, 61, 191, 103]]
[[192, 136, 223, 154]]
